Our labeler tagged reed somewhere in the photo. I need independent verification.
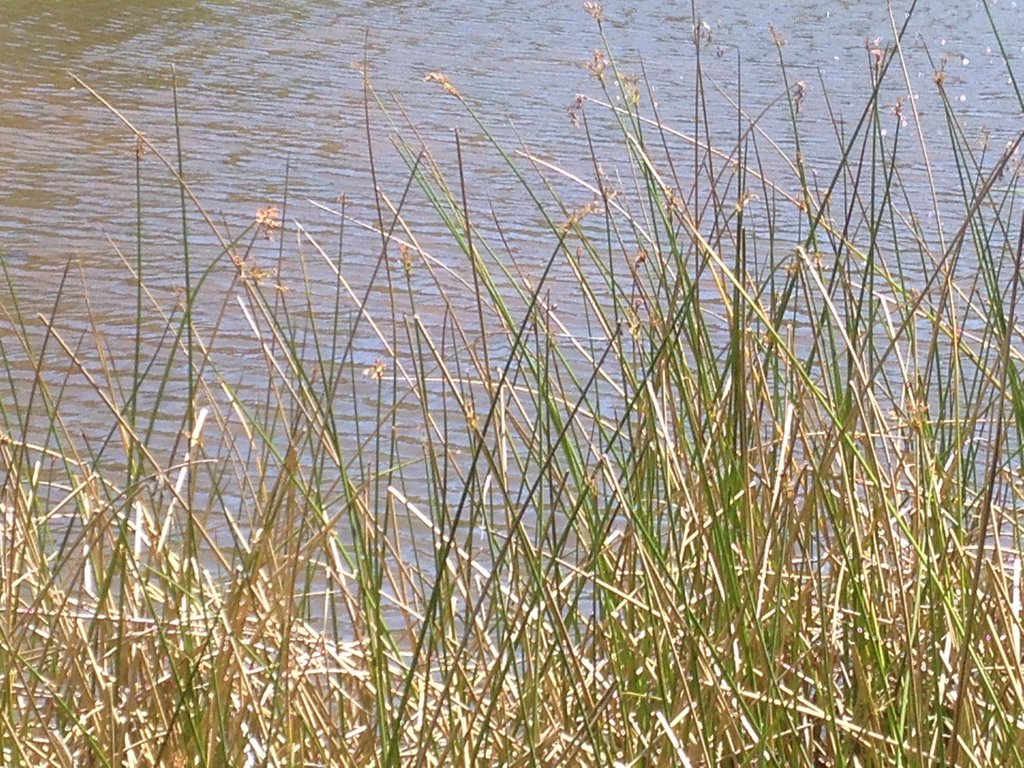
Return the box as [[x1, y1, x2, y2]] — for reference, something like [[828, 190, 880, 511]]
[[1, 3, 1023, 764]]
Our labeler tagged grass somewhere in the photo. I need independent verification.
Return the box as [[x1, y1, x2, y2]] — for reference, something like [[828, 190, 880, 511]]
[[2, 2, 1024, 764]]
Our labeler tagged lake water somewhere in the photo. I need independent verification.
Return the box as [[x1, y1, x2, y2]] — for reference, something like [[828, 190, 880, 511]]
[[1, 0, 1023, 520], [4, 0, 1020, 255]]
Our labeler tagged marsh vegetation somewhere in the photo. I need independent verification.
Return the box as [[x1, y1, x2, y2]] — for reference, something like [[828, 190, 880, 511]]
[[3, 3, 1024, 764]]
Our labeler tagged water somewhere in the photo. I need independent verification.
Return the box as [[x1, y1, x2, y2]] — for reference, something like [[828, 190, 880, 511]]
[[4, 0, 1021, 253], [1, 0, 1023, 521]]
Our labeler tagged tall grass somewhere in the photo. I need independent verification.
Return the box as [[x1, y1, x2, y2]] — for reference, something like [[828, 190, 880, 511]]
[[2, 3, 1024, 764]]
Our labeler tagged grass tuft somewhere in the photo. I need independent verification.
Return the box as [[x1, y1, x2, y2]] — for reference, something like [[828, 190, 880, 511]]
[[3, 5, 1024, 764]]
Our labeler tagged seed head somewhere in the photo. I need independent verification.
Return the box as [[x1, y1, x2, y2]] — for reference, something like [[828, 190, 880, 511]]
[[363, 359, 387, 380], [586, 50, 608, 81], [425, 72, 461, 99], [794, 81, 807, 113], [255, 206, 283, 239]]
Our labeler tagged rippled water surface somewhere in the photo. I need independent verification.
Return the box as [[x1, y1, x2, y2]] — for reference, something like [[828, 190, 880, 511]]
[[4, 1, 1021, 245], [1, 0, 1022, 447]]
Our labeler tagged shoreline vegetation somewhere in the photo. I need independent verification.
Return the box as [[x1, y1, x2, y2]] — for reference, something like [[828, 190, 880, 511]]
[[4, 3, 1024, 764]]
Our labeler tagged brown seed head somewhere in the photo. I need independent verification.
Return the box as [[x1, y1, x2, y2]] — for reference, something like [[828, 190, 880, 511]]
[[794, 81, 807, 113], [586, 50, 608, 81], [364, 359, 387, 380], [865, 36, 883, 63], [735, 190, 758, 213], [255, 206, 283, 239], [425, 72, 461, 99]]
